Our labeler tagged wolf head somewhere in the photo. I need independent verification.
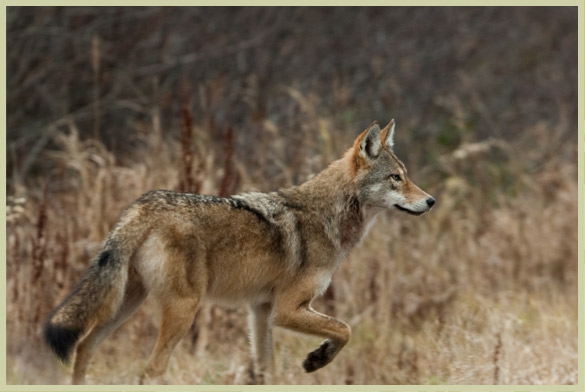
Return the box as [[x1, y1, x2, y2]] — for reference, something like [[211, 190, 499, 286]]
[[350, 120, 435, 216]]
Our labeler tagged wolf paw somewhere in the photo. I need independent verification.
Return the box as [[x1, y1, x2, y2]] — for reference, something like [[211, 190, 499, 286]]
[[303, 340, 332, 373]]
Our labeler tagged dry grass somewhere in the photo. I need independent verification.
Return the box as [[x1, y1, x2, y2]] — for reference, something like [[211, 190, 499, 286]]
[[5, 113, 578, 385]]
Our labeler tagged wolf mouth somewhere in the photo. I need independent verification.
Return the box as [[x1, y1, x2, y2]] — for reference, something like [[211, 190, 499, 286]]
[[394, 204, 425, 216]]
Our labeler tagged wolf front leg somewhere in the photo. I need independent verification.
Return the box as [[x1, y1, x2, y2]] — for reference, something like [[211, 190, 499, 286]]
[[247, 302, 274, 384], [273, 284, 351, 373]]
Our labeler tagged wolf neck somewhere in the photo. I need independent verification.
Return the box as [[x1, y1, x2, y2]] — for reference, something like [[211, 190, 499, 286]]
[[284, 156, 377, 256]]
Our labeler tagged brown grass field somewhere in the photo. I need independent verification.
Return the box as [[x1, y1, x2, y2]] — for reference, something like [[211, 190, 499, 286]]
[[5, 7, 578, 385]]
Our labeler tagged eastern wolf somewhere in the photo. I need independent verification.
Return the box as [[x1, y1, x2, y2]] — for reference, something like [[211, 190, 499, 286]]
[[44, 120, 435, 384]]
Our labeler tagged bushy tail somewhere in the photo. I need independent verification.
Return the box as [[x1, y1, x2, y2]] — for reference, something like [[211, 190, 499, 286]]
[[43, 245, 128, 363]]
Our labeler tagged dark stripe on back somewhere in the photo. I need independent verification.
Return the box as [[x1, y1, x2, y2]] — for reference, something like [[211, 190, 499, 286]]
[[137, 190, 272, 223], [225, 197, 271, 224], [135, 190, 277, 227]]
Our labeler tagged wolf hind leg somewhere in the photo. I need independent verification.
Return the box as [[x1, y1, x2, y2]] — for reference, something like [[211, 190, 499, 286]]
[[140, 295, 200, 384], [72, 276, 147, 384], [137, 232, 206, 384]]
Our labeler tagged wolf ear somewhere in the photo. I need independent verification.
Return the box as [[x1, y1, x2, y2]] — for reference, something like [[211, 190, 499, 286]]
[[359, 122, 382, 160], [381, 119, 395, 150]]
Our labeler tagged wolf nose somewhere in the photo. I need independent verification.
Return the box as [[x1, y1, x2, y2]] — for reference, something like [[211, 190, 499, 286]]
[[426, 197, 435, 208]]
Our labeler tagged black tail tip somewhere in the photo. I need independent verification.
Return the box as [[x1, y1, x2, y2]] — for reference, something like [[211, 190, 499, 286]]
[[43, 322, 80, 363]]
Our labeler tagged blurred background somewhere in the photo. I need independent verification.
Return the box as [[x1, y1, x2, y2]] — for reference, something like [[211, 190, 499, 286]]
[[6, 7, 578, 385]]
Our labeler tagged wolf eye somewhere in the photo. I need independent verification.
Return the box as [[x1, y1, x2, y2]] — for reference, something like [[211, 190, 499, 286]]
[[390, 174, 402, 182]]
